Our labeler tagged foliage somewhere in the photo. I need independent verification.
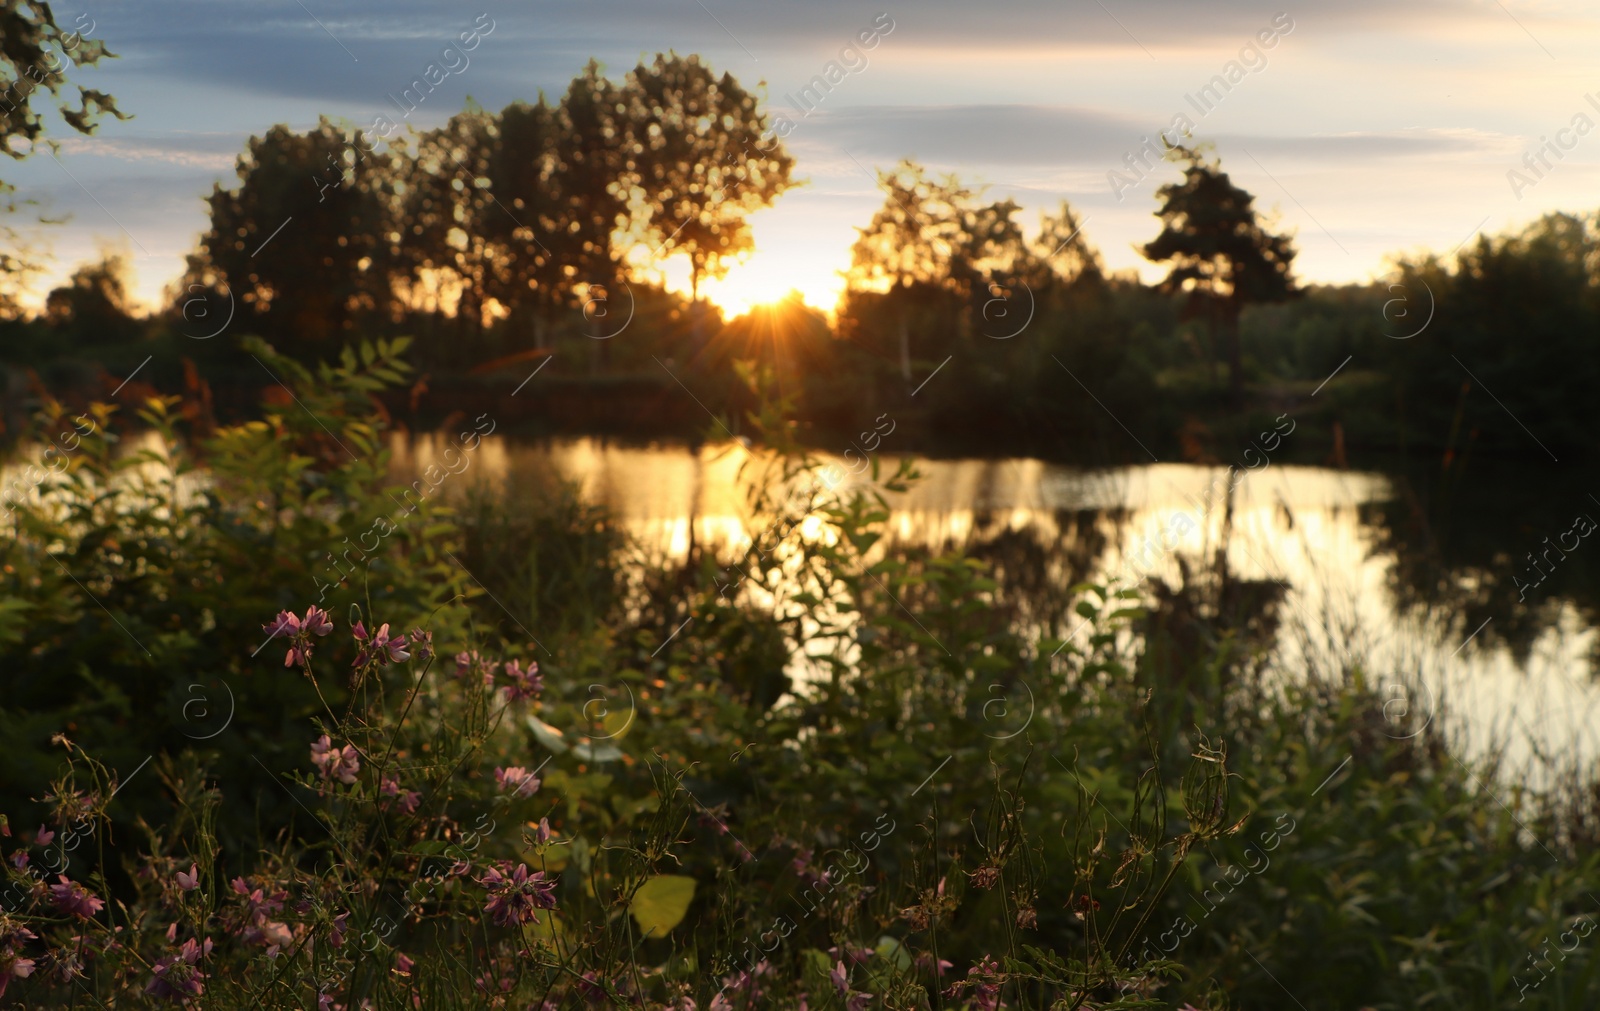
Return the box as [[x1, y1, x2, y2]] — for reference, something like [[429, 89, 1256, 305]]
[[3, 353, 1598, 1008]]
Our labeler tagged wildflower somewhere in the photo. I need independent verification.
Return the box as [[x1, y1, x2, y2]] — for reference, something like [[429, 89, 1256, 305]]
[[830, 960, 849, 995], [257, 920, 293, 957], [145, 936, 211, 1002], [354, 622, 410, 666], [8, 852, 25, 869], [49, 876, 103, 919], [0, 952, 34, 1000], [176, 864, 200, 892], [394, 951, 414, 976], [330, 911, 350, 948], [914, 953, 954, 977], [263, 610, 301, 639], [310, 735, 361, 785], [265, 606, 333, 667], [302, 605, 334, 637], [380, 777, 421, 814], [942, 956, 1003, 1011], [479, 861, 557, 926], [408, 628, 433, 662], [534, 817, 553, 844], [501, 659, 543, 702], [495, 766, 540, 798], [34, 826, 53, 847]]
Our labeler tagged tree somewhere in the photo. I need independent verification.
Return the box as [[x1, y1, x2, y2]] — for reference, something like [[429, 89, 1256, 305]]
[[621, 53, 794, 319], [552, 62, 631, 365], [190, 118, 398, 355], [1141, 144, 1297, 401], [0, 1, 125, 311], [395, 105, 505, 344], [43, 251, 141, 346]]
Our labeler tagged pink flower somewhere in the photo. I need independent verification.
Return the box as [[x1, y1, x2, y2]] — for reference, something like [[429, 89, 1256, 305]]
[[535, 817, 553, 844], [830, 960, 849, 995], [34, 826, 54, 847], [263, 610, 301, 639], [145, 937, 211, 1002], [394, 951, 414, 976], [49, 875, 103, 919], [301, 605, 334, 637], [353, 622, 409, 666], [330, 912, 350, 948], [495, 766, 540, 798], [408, 628, 433, 663], [176, 864, 200, 892], [0, 951, 34, 1001], [380, 777, 421, 814], [310, 735, 361, 785], [500, 659, 543, 702], [479, 862, 557, 926]]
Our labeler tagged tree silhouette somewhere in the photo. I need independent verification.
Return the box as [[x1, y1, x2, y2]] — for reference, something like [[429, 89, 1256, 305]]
[[397, 105, 505, 344], [1142, 144, 1296, 401], [0, 2, 125, 310], [191, 118, 398, 356], [43, 251, 140, 347], [622, 53, 794, 317]]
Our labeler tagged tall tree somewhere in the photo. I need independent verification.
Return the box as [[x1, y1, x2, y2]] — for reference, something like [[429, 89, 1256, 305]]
[[846, 161, 980, 380], [190, 118, 397, 355], [1141, 144, 1297, 401], [621, 53, 794, 318], [553, 62, 631, 362], [396, 105, 504, 343], [0, 1, 125, 312], [488, 97, 562, 332]]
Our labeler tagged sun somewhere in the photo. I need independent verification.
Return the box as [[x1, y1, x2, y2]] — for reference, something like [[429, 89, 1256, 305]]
[[653, 206, 850, 319]]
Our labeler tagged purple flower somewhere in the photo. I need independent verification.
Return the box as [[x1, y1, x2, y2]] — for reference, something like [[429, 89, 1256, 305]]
[[302, 605, 334, 637], [49, 875, 103, 919], [408, 628, 433, 663], [479, 861, 557, 926], [0, 952, 35, 1001], [535, 817, 553, 844], [393, 951, 414, 976], [264, 606, 332, 668], [830, 960, 849, 995], [145, 937, 211, 1001], [176, 864, 200, 892], [310, 735, 361, 785], [353, 622, 409, 666], [500, 659, 543, 702], [263, 610, 300, 639], [495, 766, 540, 798], [380, 777, 421, 814]]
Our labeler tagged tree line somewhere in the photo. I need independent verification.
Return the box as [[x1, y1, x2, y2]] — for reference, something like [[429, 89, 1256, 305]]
[[2, 6, 1599, 466]]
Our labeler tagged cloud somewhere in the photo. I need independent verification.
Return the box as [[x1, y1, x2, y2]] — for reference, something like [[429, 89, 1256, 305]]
[[54, 136, 237, 171]]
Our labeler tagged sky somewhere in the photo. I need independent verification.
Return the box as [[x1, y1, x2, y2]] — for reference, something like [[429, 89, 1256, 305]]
[[10, 0, 1600, 316]]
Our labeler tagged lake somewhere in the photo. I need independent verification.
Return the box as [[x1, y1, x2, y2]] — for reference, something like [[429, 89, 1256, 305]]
[[391, 433, 1600, 779]]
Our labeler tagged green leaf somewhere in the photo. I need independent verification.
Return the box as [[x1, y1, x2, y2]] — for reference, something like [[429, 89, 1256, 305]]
[[629, 874, 697, 938]]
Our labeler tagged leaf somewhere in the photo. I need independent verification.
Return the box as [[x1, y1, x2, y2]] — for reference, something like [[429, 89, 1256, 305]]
[[571, 740, 625, 763], [629, 875, 697, 938], [526, 715, 569, 754], [876, 935, 913, 971]]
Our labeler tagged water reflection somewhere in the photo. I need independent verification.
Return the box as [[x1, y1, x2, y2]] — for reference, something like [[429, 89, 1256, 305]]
[[395, 434, 1600, 774]]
